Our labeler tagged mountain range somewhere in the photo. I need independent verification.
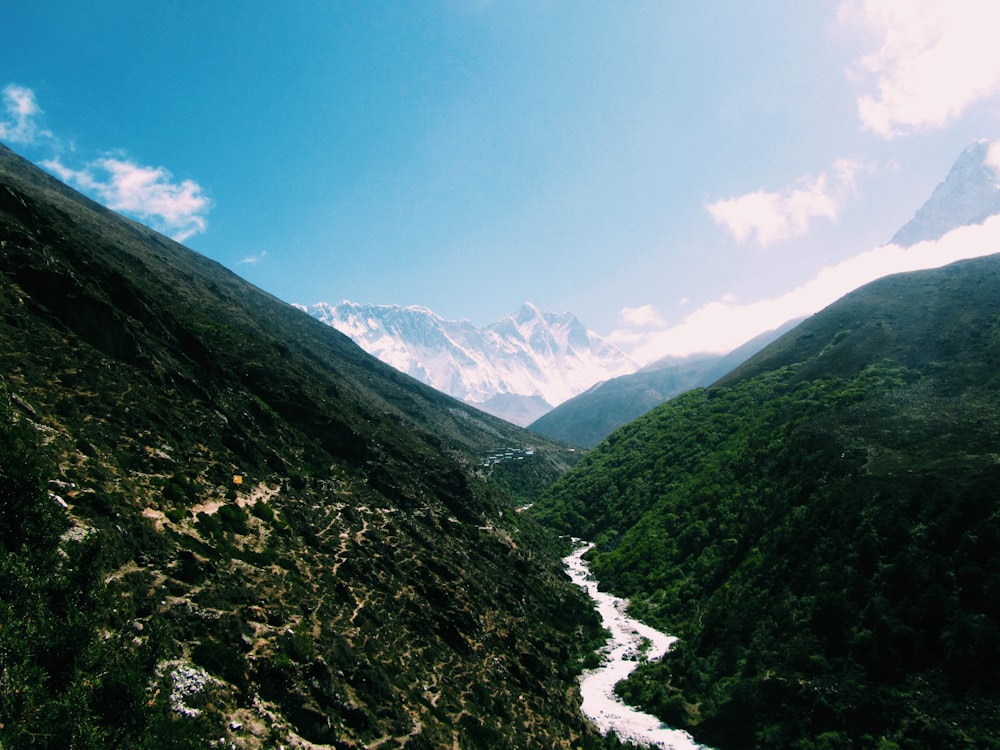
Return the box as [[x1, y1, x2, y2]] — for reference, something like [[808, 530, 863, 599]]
[[300, 140, 1000, 441], [296, 300, 637, 425], [4, 131, 1000, 750]]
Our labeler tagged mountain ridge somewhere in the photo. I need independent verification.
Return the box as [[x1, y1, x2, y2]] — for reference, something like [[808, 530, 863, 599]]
[[529, 319, 801, 448]]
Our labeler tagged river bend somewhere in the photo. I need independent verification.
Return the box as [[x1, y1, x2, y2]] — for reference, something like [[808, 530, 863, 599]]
[[564, 541, 709, 750]]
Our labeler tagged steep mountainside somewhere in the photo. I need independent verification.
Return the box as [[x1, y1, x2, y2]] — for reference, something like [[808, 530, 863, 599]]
[[891, 139, 1000, 246], [0, 143, 608, 749], [529, 321, 798, 448], [298, 300, 637, 426], [532, 255, 1000, 748]]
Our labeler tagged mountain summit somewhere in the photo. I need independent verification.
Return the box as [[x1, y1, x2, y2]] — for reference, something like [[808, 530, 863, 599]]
[[891, 139, 1000, 246], [297, 300, 637, 425]]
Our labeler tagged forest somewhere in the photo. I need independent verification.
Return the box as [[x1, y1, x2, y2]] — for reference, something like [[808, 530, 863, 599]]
[[533, 256, 1000, 748]]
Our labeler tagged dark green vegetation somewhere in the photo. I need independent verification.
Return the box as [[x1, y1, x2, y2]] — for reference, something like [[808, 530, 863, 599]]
[[0, 143, 614, 748], [533, 256, 1000, 749], [529, 321, 797, 449]]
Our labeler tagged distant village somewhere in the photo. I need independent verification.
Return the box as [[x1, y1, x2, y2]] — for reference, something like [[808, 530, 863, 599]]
[[481, 447, 535, 467]]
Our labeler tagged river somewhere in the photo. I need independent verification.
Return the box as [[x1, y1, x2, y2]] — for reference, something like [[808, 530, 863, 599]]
[[564, 541, 710, 750]]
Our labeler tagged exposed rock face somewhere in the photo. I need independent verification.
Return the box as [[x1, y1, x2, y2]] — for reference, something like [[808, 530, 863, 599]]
[[891, 139, 1000, 246]]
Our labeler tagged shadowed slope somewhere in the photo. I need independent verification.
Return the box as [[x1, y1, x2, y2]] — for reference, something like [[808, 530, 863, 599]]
[[0, 143, 603, 749]]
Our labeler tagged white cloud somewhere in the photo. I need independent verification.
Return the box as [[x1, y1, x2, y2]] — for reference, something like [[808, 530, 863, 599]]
[[707, 172, 840, 246], [43, 155, 211, 242], [987, 142, 1000, 174], [841, 0, 1000, 138], [619, 304, 666, 328], [0, 84, 52, 145], [607, 305, 670, 353], [237, 250, 268, 265], [617, 215, 1000, 363], [0, 82, 211, 242]]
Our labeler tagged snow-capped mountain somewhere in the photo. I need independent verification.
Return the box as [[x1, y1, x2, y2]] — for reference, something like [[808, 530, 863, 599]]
[[295, 301, 638, 425], [892, 139, 1000, 246]]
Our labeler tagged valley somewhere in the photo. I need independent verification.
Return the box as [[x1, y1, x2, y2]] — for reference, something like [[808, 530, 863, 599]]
[[532, 255, 1000, 748], [3, 132, 1000, 750]]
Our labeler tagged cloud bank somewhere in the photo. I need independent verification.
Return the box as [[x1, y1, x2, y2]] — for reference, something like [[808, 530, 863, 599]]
[[841, 0, 1000, 138], [618, 304, 666, 328], [612, 215, 1000, 363]]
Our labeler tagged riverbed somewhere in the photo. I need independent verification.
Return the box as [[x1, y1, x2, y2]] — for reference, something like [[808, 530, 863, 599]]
[[564, 541, 709, 750]]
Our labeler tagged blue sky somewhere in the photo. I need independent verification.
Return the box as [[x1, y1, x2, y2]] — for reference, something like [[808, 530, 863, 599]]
[[4, 1, 1000, 361]]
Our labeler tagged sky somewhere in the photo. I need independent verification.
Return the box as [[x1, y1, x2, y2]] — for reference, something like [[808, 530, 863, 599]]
[[4, 1, 1000, 364]]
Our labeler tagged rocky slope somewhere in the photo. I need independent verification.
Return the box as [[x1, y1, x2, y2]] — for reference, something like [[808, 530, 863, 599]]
[[0, 143, 608, 749], [891, 139, 1000, 246]]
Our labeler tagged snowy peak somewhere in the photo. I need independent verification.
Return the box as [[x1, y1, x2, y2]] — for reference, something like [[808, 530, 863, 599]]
[[296, 301, 638, 425], [491, 303, 597, 360], [892, 139, 1000, 247]]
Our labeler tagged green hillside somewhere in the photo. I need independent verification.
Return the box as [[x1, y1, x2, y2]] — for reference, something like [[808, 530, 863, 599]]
[[0, 144, 608, 749], [529, 320, 797, 449], [528, 355, 729, 449], [532, 255, 1000, 748]]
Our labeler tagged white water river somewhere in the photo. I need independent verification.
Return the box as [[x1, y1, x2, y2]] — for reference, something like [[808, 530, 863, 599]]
[[564, 541, 710, 750]]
